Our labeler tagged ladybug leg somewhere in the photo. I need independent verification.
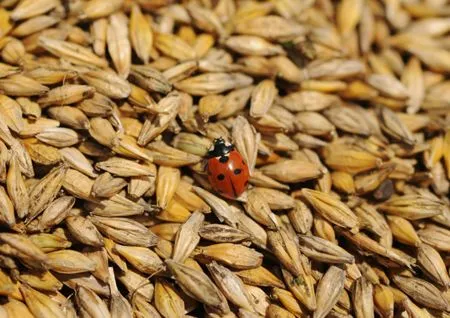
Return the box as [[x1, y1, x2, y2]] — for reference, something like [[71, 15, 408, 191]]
[[200, 159, 209, 174]]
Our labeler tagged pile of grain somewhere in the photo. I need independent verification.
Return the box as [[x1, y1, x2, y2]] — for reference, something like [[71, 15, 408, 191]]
[[0, 0, 449, 317]]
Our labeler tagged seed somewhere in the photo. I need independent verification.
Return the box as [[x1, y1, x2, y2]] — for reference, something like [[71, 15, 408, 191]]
[[166, 259, 230, 314], [392, 275, 449, 311], [0, 1, 447, 316], [207, 261, 254, 311], [301, 189, 359, 232], [352, 276, 374, 318], [314, 266, 346, 318], [46, 250, 96, 274], [417, 243, 450, 287]]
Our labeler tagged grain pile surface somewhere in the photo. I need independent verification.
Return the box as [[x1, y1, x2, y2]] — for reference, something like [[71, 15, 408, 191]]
[[0, 0, 449, 317]]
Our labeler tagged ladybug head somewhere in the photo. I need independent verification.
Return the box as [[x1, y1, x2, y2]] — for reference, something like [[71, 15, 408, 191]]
[[207, 137, 234, 158]]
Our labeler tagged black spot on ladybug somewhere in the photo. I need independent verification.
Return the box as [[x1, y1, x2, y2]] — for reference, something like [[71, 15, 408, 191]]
[[217, 174, 225, 181], [234, 168, 242, 175], [219, 156, 229, 163]]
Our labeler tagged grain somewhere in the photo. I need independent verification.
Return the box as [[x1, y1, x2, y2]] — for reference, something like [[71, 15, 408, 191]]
[[314, 266, 346, 318], [0, 0, 448, 316]]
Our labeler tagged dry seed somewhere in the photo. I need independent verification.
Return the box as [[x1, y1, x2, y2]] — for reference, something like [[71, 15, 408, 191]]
[[0, 186, 15, 227], [91, 193, 145, 217], [324, 106, 371, 137], [19, 285, 65, 318], [59, 147, 97, 178], [196, 243, 263, 270], [379, 194, 444, 220], [65, 215, 104, 247], [96, 157, 154, 177], [133, 294, 162, 318], [295, 111, 335, 137], [12, 15, 60, 37], [37, 85, 95, 107], [1, 39, 25, 65], [287, 200, 313, 234], [75, 285, 111, 318], [352, 276, 374, 318], [117, 270, 153, 302], [314, 266, 346, 318], [80, 69, 131, 99], [225, 36, 284, 56], [236, 267, 284, 289], [107, 267, 132, 318], [244, 189, 277, 229], [27, 164, 66, 223], [271, 287, 305, 317], [156, 198, 190, 222], [2, 298, 34, 318], [281, 267, 316, 311], [25, 64, 78, 86], [62, 168, 94, 200], [261, 159, 323, 183], [393, 275, 449, 311], [298, 235, 354, 264], [199, 224, 250, 243], [79, 93, 114, 117], [90, 216, 159, 247], [29, 233, 71, 253], [6, 154, 28, 218], [174, 72, 253, 96], [80, 248, 108, 285], [251, 187, 295, 210], [166, 259, 230, 314], [373, 285, 394, 318], [0, 74, 49, 97], [35, 127, 80, 147], [207, 261, 254, 311], [0, 95, 24, 134], [114, 244, 164, 275], [156, 166, 180, 209], [0, 0, 447, 317], [130, 64, 172, 94], [417, 243, 450, 287], [55, 272, 109, 299], [137, 92, 182, 146], [301, 189, 359, 232], [250, 79, 277, 118], [155, 33, 196, 61], [19, 118, 60, 138], [129, 4, 153, 64], [155, 278, 185, 318], [172, 211, 204, 262], [366, 74, 409, 100], [38, 195, 75, 231], [268, 229, 305, 277], [46, 249, 96, 274], [39, 37, 108, 68], [386, 215, 421, 247], [418, 224, 450, 252], [193, 186, 239, 228]]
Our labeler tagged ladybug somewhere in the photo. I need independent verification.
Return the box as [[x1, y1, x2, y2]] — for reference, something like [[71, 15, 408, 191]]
[[206, 137, 250, 200]]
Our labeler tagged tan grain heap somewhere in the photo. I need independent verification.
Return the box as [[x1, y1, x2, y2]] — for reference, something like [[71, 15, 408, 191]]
[[0, 0, 449, 317]]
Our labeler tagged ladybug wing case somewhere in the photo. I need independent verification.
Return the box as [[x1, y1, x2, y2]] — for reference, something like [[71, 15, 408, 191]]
[[226, 150, 250, 197], [207, 150, 249, 199]]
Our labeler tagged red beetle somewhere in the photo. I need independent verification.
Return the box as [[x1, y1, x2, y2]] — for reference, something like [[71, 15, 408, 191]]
[[206, 138, 250, 199]]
